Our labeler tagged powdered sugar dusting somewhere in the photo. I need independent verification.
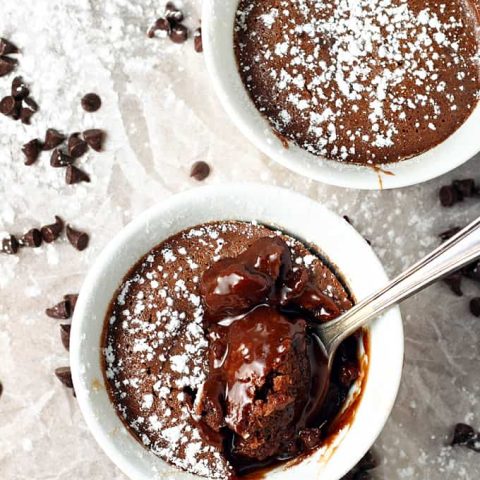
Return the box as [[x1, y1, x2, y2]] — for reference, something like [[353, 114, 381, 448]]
[[235, 0, 480, 164], [103, 221, 351, 478]]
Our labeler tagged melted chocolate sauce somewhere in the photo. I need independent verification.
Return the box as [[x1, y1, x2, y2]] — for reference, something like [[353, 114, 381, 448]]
[[196, 237, 360, 477]]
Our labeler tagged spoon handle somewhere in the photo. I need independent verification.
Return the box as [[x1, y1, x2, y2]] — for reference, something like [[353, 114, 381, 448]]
[[319, 215, 480, 358]]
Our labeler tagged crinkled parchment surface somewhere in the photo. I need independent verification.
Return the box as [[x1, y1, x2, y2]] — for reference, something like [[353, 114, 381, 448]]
[[0, 1, 479, 479]]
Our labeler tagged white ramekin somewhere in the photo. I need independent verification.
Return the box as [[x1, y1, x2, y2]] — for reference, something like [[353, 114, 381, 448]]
[[70, 183, 404, 480], [202, 0, 480, 190]]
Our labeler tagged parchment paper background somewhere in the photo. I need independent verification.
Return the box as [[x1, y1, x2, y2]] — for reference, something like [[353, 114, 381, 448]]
[[0, 1, 479, 479]]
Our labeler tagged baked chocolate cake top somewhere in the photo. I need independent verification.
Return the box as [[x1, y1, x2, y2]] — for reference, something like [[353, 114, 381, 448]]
[[103, 221, 360, 478], [234, 0, 480, 165]]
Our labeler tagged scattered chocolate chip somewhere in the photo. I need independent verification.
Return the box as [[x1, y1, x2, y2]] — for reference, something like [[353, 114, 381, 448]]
[[194, 27, 203, 53], [451, 423, 476, 446], [67, 134, 88, 158], [22, 138, 42, 165], [0, 56, 17, 77], [43, 129, 65, 150], [170, 23, 188, 43], [19, 228, 42, 248], [341, 450, 378, 480], [81, 92, 101, 112], [0, 96, 16, 116], [65, 165, 90, 185], [190, 161, 210, 181], [439, 185, 461, 207], [453, 179, 476, 198], [439, 226, 462, 241], [50, 148, 73, 168], [1, 235, 19, 254], [83, 129, 105, 151], [24, 96, 39, 112], [148, 17, 172, 38], [443, 272, 463, 296], [0, 380, 2, 398], [463, 261, 480, 281], [64, 294, 79, 312], [46, 300, 71, 319], [20, 106, 35, 125], [10, 99, 22, 120], [54, 367, 73, 388], [41, 216, 64, 243], [165, 1, 184, 22], [353, 472, 371, 480], [0, 38, 19, 56], [11, 76, 29, 99], [60, 324, 71, 351], [469, 298, 480, 317], [357, 450, 379, 471], [66, 225, 89, 251]]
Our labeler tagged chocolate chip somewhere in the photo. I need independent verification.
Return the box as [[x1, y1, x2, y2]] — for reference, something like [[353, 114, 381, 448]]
[[60, 324, 71, 351], [463, 261, 480, 281], [451, 423, 476, 446], [43, 129, 66, 150], [443, 272, 463, 296], [0, 96, 16, 116], [343, 215, 352, 225], [20, 107, 35, 125], [54, 367, 73, 388], [0, 38, 19, 56], [24, 96, 39, 112], [67, 134, 88, 158], [148, 17, 171, 38], [0, 380, 2, 399], [65, 165, 90, 184], [439, 226, 462, 241], [353, 472, 371, 480], [1, 235, 19, 254], [41, 216, 64, 243], [64, 294, 79, 312], [81, 93, 101, 112], [190, 161, 210, 181], [453, 179, 476, 198], [11, 76, 29, 99], [10, 99, 22, 120], [50, 148, 74, 168], [83, 129, 105, 151], [0, 56, 17, 77], [357, 450, 379, 471], [19, 228, 42, 248], [170, 23, 188, 43], [22, 138, 42, 165], [469, 297, 480, 317], [165, 1, 184, 22], [439, 185, 461, 207], [194, 27, 203, 53], [46, 300, 71, 319], [66, 225, 89, 251]]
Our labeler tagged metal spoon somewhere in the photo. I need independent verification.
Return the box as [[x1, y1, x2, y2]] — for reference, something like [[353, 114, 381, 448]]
[[316, 216, 480, 368]]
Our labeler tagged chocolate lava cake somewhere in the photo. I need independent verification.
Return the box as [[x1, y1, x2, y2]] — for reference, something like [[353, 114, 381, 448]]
[[234, 0, 480, 165], [103, 221, 365, 478]]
